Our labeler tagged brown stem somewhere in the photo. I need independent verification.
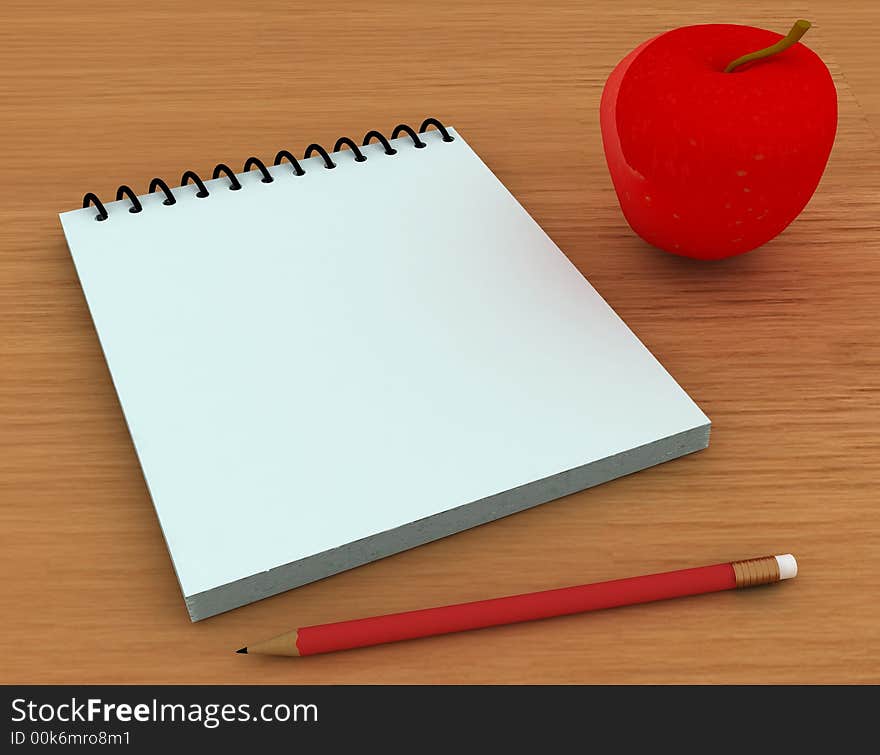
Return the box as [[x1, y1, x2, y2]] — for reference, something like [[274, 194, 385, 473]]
[[723, 19, 812, 73]]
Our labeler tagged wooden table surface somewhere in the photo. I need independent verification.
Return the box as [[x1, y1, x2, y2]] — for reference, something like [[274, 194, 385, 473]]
[[1, 1, 877, 684]]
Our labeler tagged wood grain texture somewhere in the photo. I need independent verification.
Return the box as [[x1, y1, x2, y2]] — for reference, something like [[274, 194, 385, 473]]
[[0, 0, 877, 684]]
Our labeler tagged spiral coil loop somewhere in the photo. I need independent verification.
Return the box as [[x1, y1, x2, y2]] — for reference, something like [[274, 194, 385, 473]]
[[83, 192, 108, 221], [390, 123, 426, 148], [115, 185, 143, 213], [148, 178, 176, 206], [332, 137, 367, 162], [181, 170, 210, 198], [243, 157, 274, 183], [274, 150, 306, 176], [419, 117, 454, 142], [362, 131, 397, 155], [80, 117, 453, 220], [212, 164, 242, 190], [303, 144, 336, 169]]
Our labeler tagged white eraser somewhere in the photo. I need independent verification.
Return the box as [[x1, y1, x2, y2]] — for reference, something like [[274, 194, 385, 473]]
[[775, 554, 798, 580]]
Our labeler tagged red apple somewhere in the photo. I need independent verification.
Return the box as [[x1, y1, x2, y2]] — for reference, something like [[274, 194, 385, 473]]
[[600, 21, 837, 260]]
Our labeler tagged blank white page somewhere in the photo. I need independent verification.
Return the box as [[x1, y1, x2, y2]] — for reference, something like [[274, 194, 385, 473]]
[[60, 128, 708, 605]]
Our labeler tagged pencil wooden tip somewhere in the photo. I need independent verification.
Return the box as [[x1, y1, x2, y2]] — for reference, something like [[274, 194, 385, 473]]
[[240, 629, 301, 656], [236, 647, 248, 654]]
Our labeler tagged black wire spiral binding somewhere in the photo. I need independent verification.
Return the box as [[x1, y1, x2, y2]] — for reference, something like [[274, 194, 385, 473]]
[[273, 150, 306, 176], [419, 117, 454, 142], [390, 123, 426, 148], [81, 118, 454, 221], [83, 192, 109, 221], [148, 178, 177, 206], [332, 137, 367, 162], [362, 131, 397, 155], [212, 164, 242, 190], [181, 170, 210, 198], [243, 157, 274, 183], [303, 144, 336, 169], [115, 185, 142, 213]]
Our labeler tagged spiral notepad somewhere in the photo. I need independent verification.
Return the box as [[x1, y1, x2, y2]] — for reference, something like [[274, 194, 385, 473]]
[[60, 117, 710, 621]]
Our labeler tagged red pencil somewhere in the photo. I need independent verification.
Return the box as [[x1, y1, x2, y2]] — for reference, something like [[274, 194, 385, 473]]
[[237, 554, 797, 657]]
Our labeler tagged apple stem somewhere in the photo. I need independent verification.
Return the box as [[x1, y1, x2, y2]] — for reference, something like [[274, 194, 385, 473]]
[[723, 19, 812, 73]]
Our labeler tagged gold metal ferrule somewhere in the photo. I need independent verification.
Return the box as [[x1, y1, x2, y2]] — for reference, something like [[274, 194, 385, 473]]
[[731, 556, 780, 588]]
